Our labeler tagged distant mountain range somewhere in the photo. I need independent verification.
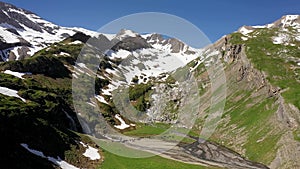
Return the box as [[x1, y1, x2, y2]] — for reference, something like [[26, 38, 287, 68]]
[[0, 1, 300, 169]]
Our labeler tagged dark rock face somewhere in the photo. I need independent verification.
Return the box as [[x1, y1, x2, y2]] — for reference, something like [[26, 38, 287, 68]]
[[68, 32, 91, 43], [6, 28, 20, 35], [0, 2, 42, 32], [183, 141, 269, 169], [0, 41, 31, 61], [16, 46, 31, 60], [224, 44, 243, 63], [0, 9, 24, 30], [0, 40, 31, 50], [88, 34, 113, 51], [111, 36, 152, 51], [8, 50, 16, 61], [146, 33, 164, 44], [163, 38, 186, 53], [0, 1, 62, 36], [115, 29, 137, 38]]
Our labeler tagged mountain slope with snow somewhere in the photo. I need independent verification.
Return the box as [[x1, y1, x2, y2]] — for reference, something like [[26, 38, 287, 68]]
[[0, 1, 114, 61]]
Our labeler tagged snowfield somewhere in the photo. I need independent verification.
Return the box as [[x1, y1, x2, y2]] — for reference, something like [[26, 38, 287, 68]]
[[105, 49, 132, 59], [0, 26, 20, 43]]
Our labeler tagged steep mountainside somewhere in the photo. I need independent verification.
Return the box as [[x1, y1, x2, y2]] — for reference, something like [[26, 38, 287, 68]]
[[199, 14, 300, 169]]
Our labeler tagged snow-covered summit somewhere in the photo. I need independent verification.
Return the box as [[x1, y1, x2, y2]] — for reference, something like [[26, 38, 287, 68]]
[[238, 15, 300, 36], [114, 29, 139, 40], [236, 15, 300, 45], [271, 15, 300, 29]]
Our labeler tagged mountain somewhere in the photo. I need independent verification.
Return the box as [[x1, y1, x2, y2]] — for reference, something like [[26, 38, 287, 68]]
[[0, 1, 108, 61], [0, 1, 196, 62], [238, 15, 300, 44], [1, 1, 300, 169], [203, 14, 300, 169]]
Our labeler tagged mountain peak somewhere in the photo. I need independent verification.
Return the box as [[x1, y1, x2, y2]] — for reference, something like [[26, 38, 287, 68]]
[[273, 14, 300, 28], [238, 14, 300, 36], [115, 29, 139, 40]]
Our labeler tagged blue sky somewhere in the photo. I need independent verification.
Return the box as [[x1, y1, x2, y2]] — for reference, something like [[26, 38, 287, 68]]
[[2, 0, 300, 42]]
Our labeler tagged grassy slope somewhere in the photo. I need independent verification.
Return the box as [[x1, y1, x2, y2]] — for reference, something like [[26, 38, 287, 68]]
[[207, 27, 299, 165], [230, 29, 300, 109], [100, 150, 214, 169]]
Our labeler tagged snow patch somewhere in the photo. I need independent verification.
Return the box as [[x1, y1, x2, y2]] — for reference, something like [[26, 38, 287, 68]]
[[87, 102, 96, 107], [102, 34, 115, 41], [190, 60, 202, 72], [79, 142, 101, 160], [3, 70, 30, 79], [115, 29, 138, 40], [10, 46, 22, 60], [77, 63, 87, 69], [272, 33, 290, 45], [239, 26, 254, 35], [21, 143, 79, 169], [95, 95, 108, 104], [141, 33, 153, 39], [0, 86, 26, 102], [59, 52, 70, 56], [69, 40, 82, 45], [0, 27, 20, 43], [72, 27, 101, 37], [281, 15, 300, 28], [241, 36, 248, 41], [106, 49, 131, 59], [114, 114, 130, 129], [252, 23, 274, 29], [72, 74, 78, 79]]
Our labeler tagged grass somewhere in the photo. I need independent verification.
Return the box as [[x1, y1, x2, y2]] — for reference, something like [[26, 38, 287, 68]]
[[207, 28, 300, 164], [234, 28, 300, 109], [124, 123, 170, 137], [214, 86, 281, 164], [92, 136, 214, 169], [99, 150, 215, 169], [124, 123, 197, 143], [293, 130, 300, 142]]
